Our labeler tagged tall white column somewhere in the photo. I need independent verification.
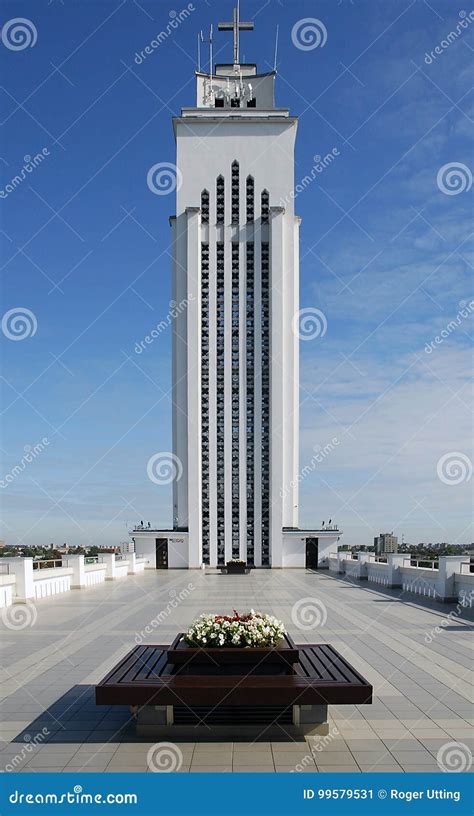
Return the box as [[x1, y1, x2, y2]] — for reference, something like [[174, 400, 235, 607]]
[[186, 206, 202, 568], [239, 229, 247, 562], [253, 222, 262, 567], [269, 206, 285, 567], [208, 223, 218, 567], [172, 212, 189, 530], [288, 215, 301, 527], [224, 227, 232, 563]]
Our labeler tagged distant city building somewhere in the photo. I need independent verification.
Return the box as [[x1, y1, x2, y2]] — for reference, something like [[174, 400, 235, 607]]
[[120, 541, 135, 555], [56, 544, 69, 553], [374, 532, 399, 555]]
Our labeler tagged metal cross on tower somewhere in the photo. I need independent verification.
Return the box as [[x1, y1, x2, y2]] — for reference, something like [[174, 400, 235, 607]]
[[218, 2, 254, 67]]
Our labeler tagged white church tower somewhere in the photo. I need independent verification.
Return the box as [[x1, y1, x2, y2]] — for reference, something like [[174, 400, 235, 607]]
[[132, 5, 341, 568]]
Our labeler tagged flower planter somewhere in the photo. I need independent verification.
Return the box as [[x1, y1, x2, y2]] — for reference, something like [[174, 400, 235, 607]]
[[167, 632, 299, 667], [224, 561, 247, 574]]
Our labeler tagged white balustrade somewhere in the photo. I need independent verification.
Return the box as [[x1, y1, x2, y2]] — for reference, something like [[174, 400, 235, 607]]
[[329, 552, 472, 604]]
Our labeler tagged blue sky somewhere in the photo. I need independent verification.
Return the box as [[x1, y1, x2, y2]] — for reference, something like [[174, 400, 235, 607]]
[[0, 0, 472, 549]]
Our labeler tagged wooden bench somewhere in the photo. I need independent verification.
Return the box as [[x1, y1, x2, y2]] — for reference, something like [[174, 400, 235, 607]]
[[96, 637, 372, 738]]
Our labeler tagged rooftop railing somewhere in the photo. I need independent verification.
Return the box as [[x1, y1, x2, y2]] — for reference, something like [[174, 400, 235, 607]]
[[32, 559, 64, 570], [0, 563, 10, 575], [404, 558, 439, 569]]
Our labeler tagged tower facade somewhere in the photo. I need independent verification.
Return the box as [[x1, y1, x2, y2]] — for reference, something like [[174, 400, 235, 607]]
[[132, 8, 342, 568], [171, 17, 299, 569]]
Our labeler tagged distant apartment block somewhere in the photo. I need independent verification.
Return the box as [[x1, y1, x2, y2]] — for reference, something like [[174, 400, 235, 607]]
[[374, 532, 399, 555]]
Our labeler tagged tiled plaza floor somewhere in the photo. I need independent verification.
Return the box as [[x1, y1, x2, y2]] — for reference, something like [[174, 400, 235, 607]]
[[1, 569, 472, 773]]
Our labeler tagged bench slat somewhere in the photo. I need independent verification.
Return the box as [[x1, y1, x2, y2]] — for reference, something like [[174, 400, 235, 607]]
[[131, 648, 168, 682], [298, 647, 339, 681], [99, 645, 149, 685], [96, 643, 372, 708], [318, 644, 367, 685]]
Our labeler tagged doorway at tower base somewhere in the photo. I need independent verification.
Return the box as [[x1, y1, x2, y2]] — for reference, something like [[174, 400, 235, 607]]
[[129, 529, 189, 569], [281, 528, 342, 569], [129, 527, 342, 569]]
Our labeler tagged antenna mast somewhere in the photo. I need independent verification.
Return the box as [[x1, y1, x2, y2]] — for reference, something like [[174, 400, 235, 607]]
[[273, 24, 279, 71], [209, 24, 213, 79]]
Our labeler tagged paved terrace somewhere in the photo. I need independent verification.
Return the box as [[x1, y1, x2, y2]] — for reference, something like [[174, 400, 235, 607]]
[[1, 569, 473, 773]]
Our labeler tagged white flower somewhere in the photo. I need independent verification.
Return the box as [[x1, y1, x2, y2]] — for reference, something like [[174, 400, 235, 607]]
[[184, 610, 286, 648]]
